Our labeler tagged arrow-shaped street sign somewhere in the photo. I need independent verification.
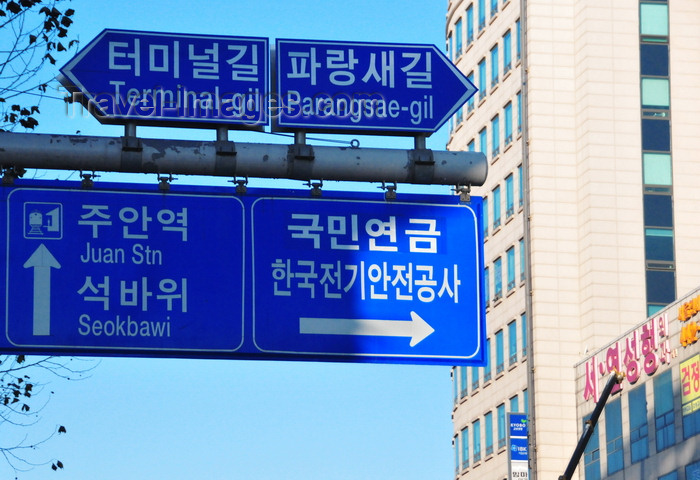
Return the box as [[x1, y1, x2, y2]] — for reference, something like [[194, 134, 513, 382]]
[[58, 29, 269, 128], [23, 244, 61, 336], [275, 38, 477, 134], [299, 312, 435, 347]]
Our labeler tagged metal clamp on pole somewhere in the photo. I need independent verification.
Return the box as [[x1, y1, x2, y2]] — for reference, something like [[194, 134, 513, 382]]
[[214, 126, 237, 177], [121, 123, 144, 172], [1, 165, 26, 185], [455, 184, 471, 202], [80, 171, 99, 189], [158, 174, 175, 192], [409, 135, 435, 184], [287, 131, 315, 181]]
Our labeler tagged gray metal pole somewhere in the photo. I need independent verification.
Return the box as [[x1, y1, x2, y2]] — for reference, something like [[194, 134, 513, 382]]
[[0, 131, 487, 187]]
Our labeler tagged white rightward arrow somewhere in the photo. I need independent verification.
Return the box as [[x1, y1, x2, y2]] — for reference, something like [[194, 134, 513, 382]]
[[299, 311, 435, 347], [23, 244, 61, 336]]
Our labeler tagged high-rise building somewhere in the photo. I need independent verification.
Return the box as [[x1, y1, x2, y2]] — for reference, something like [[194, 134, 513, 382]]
[[446, 0, 700, 479]]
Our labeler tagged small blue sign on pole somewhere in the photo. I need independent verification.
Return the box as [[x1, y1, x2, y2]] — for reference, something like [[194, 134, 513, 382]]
[[59, 29, 269, 128], [275, 39, 477, 134], [508, 413, 529, 479]]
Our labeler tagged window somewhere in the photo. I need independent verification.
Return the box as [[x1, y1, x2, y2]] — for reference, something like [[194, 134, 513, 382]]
[[508, 320, 517, 365], [521, 312, 527, 357], [460, 365, 468, 398], [518, 164, 523, 206], [645, 228, 674, 262], [654, 370, 675, 451], [478, 0, 486, 31], [640, 43, 669, 76], [492, 185, 501, 229], [446, 34, 453, 61], [485, 411, 494, 456], [478, 58, 487, 99], [583, 413, 601, 480], [468, 138, 476, 152], [643, 153, 672, 186], [516, 91, 522, 133], [473, 419, 482, 463], [497, 404, 506, 449], [484, 266, 490, 308], [644, 193, 673, 227], [642, 117, 670, 152], [461, 426, 470, 469], [483, 196, 489, 238], [504, 101, 513, 145], [467, 72, 475, 111], [687, 460, 700, 480], [472, 364, 480, 391], [457, 106, 463, 124], [490, 0, 498, 18], [640, 2, 669, 38], [659, 471, 678, 480], [515, 18, 521, 60], [491, 114, 500, 157], [479, 127, 488, 155], [494, 257, 503, 301], [495, 329, 504, 374], [454, 433, 461, 473], [605, 398, 624, 475], [641, 77, 670, 110], [503, 30, 512, 73], [483, 338, 492, 382], [453, 367, 459, 403], [519, 237, 525, 282], [646, 269, 675, 306], [507, 246, 515, 292], [455, 18, 463, 56], [509, 395, 518, 413], [629, 384, 649, 463], [466, 5, 474, 44], [490, 45, 499, 88], [505, 173, 514, 218]]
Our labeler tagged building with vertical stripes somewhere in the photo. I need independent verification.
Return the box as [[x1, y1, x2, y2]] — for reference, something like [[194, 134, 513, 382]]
[[445, 0, 700, 478]]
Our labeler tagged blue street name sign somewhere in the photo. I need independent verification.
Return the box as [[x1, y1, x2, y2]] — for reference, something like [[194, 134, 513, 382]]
[[2, 181, 485, 365], [59, 29, 268, 127], [508, 413, 529, 479], [275, 39, 477, 134]]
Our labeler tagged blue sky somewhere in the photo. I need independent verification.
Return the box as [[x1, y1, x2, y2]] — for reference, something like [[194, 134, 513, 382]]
[[5, 1, 462, 479]]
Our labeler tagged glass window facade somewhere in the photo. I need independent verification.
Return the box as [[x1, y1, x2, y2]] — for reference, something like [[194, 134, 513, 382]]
[[654, 370, 675, 451], [605, 398, 624, 475], [485, 411, 494, 456], [495, 329, 504, 374], [508, 319, 517, 365], [494, 257, 502, 300], [584, 413, 601, 480], [507, 246, 515, 291], [629, 384, 649, 463], [497, 404, 506, 448]]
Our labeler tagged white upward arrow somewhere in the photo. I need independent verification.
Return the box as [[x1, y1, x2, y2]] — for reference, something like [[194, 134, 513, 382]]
[[23, 244, 61, 336], [299, 311, 435, 347]]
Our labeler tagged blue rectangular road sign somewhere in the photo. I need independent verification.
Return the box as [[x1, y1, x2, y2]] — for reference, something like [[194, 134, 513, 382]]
[[59, 29, 268, 127], [2, 181, 485, 365], [4, 187, 245, 353], [275, 39, 477, 134]]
